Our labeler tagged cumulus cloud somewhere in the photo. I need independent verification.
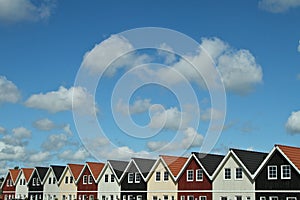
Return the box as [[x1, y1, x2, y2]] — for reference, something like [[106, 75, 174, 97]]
[[58, 148, 90, 162], [12, 127, 31, 139], [25, 86, 98, 115], [42, 133, 68, 151], [95, 146, 152, 160], [33, 118, 56, 131], [259, 0, 300, 13], [0, 76, 21, 104], [158, 43, 177, 64], [0, 0, 54, 23], [116, 99, 152, 115], [286, 111, 300, 133], [81, 34, 150, 76], [0, 141, 27, 161], [28, 151, 50, 162]]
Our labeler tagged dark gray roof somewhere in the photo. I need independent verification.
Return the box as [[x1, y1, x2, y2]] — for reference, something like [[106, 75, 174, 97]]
[[108, 160, 129, 179], [132, 158, 156, 178], [192, 152, 225, 176], [36, 167, 49, 181], [231, 148, 268, 174], [51, 165, 65, 180]]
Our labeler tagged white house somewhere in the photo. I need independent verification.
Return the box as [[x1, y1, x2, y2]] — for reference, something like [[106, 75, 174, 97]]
[[15, 168, 34, 199], [97, 160, 129, 200], [212, 149, 267, 200], [43, 165, 65, 200]]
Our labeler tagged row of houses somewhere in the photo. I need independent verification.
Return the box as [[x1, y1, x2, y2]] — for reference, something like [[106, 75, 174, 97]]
[[1, 144, 300, 200]]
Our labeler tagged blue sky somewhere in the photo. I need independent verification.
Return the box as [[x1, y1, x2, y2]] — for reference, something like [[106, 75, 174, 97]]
[[0, 0, 300, 176]]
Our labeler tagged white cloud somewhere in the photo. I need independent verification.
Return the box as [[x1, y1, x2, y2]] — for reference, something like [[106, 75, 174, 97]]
[[0, 126, 6, 134], [95, 146, 152, 160], [25, 86, 98, 115], [116, 99, 152, 115], [42, 133, 68, 151], [200, 108, 225, 121], [158, 43, 177, 64], [0, 0, 54, 23], [63, 124, 73, 136], [286, 111, 300, 133], [33, 118, 56, 131], [12, 127, 31, 139], [81, 35, 150, 76], [58, 148, 90, 162], [0, 141, 27, 161], [182, 127, 204, 148], [259, 0, 300, 13], [28, 151, 50, 162], [0, 76, 21, 104]]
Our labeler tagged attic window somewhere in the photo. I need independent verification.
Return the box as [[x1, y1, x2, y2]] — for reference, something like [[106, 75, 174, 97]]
[[70, 176, 73, 183], [83, 175, 88, 184], [88, 175, 93, 184], [268, 166, 277, 180], [111, 174, 115, 182], [235, 168, 243, 180], [135, 173, 141, 183], [187, 170, 193, 181], [281, 165, 291, 179], [224, 168, 231, 180], [128, 173, 134, 183], [164, 171, 169, 181], [105, 174, 109, 182]]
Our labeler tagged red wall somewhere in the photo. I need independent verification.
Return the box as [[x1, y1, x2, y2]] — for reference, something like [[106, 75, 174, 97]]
[[77, 167, 97, 200], [177, 158, 212, 200], [2, 174, 15, 200]]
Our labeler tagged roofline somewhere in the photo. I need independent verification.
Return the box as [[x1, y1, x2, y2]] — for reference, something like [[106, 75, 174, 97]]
[[145, 157, 176, 182], [211, 150, 232, 180], [75, 163, 89, 185], [0, 171, 10, 189], [41, 167, 52, 185], [15, 168, 33, 185], [119, 158, 149, 182], [58, 164, 84, 185], [230, 150, 256, 179], [97, 161, 122, 184], [276, 146, 300, 174]]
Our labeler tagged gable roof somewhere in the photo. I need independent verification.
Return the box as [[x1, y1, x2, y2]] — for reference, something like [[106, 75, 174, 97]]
[[51, 165, 65, 180], [231, 148, 268, 174], [86, 162, 105, 181], [161, 155, 188, 178], [22, 168, 34, 182], [193, 153, 225, 176], [68, 163, 84, 181], [108, 160, 129, 179], [132, 158, 156, 178], [35, 167, 49, 181], [9, 169, 21, 184]]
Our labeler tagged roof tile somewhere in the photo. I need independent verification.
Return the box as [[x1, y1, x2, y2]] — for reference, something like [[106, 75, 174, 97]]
[[68, 164, 84, 181], [277, 144, 300, 171], [9, 169, 20, 183], [161, 155, 188, 177], [22, 168, 34, 182], [86, 162, 105, 180]]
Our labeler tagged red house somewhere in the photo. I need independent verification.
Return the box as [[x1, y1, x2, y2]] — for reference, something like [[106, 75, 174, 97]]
[[177, 153, 224, 200], [77, 162, 105, 200], [1, 169, 20, 200]]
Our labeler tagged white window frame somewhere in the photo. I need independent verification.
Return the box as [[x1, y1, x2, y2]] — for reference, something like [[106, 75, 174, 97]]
[[286, 198, 297, 200], [199, 196, 206, 200], [88, 175, 93, 184], [187, 196, 194, 200], [187, 170, 194, 182], [104, 174, 109, 182], [269, 197, 278, 200], [196, 169, 203, 181], [224, 168, 231, 180], [180, 196, 185, 200], [235, 168, 243, 180], [123, 196, 126, 200], [164, 171, 169, 181], [281, 165, 291, 179], [135, 172, 140, 183], [128, 173, 134, 183], [268, 166, 277, 180], [155, 172, 161, 182], [260, 197, 266, 200], [111, 174, 115, 182], [83, 175, 88, 184]]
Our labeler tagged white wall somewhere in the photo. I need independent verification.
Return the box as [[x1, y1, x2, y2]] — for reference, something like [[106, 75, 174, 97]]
[[98, 166, 121, 200], [213, 155, 255, 200], [58, 168, 77, 200], [43, 170, 59, 200], [15, 172, 29, 199]]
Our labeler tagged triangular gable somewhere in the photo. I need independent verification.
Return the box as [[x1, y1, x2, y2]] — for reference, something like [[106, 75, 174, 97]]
[[277, 144, 300, 173], [42, 165, 65, 185], [31, 167, 48, 183], [76, 162, 104, 184], [9, 169, 20, 185], [1, 171, 10, 189], [58, 163, 84, 185], [254, 144, 300, 178], [15, 168, 34, 185], [100, 160, 129, 183]]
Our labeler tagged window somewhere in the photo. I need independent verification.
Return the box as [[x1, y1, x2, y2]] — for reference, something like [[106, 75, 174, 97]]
[[123, 196, 126, 200], [36, 178, 40, 186], [247, 197, 250, 200], [88, 175, 93, 184], [164, 171, 169, 181], [236, 196, 242, 200], [187, 196, 194, 200], [135, 173, 140, 183], [49, 177, 52, 184], [196, 169, 203, 181], [269, 197, 278, 200], [181, 196, 185, 200], [187, 170, 193, 181], [268, 166, 277, 180], [111, 174, 115, 182], [105, 174, 109, 182], [172, 196, 174, 200], [128, 195, 133, 200], [32, 178, 36, 186], [260, 197, 266, 200], [156, 172, 161, 181], [153, 196, 158, 200], [224, 168, 231, 180], [65, 176, 69, 184], [236, 168, 243, 179], [110, 195, 114, 200], [281, 165, 291, 179], [70, 176, 73, 183], [83, 175, 88, 184], [200, 197, 206, 200], [286, 198, 297, 200], [221, 197, 227, 200], [89, 195, 94, 200], [137, 196, 142, 200], [164, 196, 168, 200], [128, 173, 134, 183], [52, 177, 56, 184], [102, 196, 106, 200]]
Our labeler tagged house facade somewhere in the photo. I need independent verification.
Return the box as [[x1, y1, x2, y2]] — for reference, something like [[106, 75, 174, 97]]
[[43, 165, 65, 200], [212, 149, 267, 200], [77, 162, 105, 200], [120, 158, 155, 200], [97, 160, 129, 200], [28, 167, 49, 200], [255, 145, 300, 200], [15, 168, 34, 199], [177, 153, 224, 200], [58, 164, 84, 200], [1, 169, 20, 200], [147, 155, 187, 200]]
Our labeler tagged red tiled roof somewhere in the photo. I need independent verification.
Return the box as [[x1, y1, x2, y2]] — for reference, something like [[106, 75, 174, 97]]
[[9, 169, 20, 183], [86, 162, 105, 180], [22, 168, 34, 182], [277, 144, 300, 171], [68, 164, 84, 181], [161, 155, 188, 177]]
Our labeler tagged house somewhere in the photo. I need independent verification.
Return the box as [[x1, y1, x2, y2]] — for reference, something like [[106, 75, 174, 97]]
[[58, 164, 84, 200], [212, 149, 267, 200], [147, 155, 188, 200], [77, 162, 105, 200], [120, 158, 156, 200], [97, 160, 129, 200], [1, 169, 20, 200], [177, 153, 224, 200], [255, 144, 300, 200], [15, 168, 34, 199], [28, 167, 49, 200], [43, 165, 65, 200]]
